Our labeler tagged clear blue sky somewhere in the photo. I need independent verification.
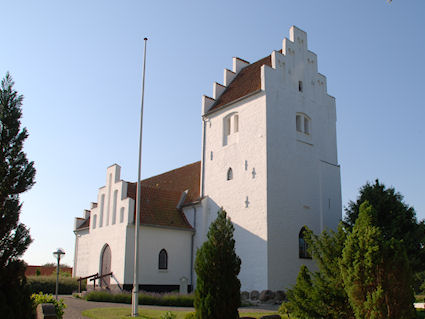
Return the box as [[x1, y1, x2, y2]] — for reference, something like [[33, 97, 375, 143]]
[[1, 0, 424, 267]]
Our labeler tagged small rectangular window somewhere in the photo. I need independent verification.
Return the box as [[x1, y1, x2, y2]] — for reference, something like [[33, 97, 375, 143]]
[[298, 81, 303, 92], [234, 115, 239, 133]]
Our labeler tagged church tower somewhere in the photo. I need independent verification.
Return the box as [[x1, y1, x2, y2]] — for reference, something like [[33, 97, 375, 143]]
[[199, 26, 341, 291]]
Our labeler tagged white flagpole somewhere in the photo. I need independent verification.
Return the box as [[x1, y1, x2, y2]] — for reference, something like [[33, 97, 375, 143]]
[[132, 37, 148, 317]]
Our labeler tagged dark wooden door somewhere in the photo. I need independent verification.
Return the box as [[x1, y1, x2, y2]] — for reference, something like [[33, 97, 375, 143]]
[[101, 245, 111, 287]]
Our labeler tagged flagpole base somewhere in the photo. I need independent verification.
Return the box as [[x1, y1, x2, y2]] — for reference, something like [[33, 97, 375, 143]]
[[131, 288, 139, 316]]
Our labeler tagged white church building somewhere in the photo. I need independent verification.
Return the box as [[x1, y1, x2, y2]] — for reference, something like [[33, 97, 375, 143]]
[[73, 26, 341, 293]]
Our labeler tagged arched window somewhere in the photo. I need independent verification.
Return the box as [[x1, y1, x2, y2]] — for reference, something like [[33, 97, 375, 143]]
[[223, 112, 239, 146], [234, 114, 239, 133], [227, 167, 233, 181], [299, 227, 311, 259], [159, 249, 168, 270]]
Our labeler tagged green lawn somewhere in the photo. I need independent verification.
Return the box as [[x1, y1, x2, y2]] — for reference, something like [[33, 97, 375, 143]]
[[82, 307, 283, 319]]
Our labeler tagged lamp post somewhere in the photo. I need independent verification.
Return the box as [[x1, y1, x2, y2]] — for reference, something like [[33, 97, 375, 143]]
[[53, 248, 65, 300]]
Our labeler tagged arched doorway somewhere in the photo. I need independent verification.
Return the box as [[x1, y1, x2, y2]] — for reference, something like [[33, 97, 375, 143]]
[[100, 244, 111, 287]]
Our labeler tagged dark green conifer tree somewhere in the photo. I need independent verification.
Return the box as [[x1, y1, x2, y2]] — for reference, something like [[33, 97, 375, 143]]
[[283, 225, 354, 319], [194, 209, 241, 319], [345, 180, 425, 274], [0, 73, 36, 318], [341, 202, 415, 319]]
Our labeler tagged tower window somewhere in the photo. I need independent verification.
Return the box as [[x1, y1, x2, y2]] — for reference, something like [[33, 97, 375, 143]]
[[296, 115, 302, 132], [298, 81, 303, 92], [227, 167, 233, 181], [223, 112, 240, 146], [304, 117, 310, 135], [296, 113, 311, 135], [159, 249, 168, 270], [226, 116, 231, 136]]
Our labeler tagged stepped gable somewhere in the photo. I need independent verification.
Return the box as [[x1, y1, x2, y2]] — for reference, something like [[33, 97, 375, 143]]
[[126, 161, 201, 229], [207, 54, 273, 113]]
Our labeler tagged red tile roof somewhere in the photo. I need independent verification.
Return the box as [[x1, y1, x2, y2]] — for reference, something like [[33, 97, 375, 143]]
[[127, 161, 201, 229], [76, 217, 90, 230], [207, 55, 273, 113]]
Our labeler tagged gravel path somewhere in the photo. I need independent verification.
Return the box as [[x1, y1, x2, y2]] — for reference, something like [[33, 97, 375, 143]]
[[61, 295, 279, 319]]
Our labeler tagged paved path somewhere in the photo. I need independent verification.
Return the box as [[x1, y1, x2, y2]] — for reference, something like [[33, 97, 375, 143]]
[[61, 295, 279, 319]]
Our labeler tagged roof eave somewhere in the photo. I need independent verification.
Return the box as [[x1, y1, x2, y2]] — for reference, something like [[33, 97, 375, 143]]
[[204, 89, 263, 117]]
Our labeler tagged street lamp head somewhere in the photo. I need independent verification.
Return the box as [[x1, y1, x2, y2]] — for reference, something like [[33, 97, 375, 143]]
[[53, 248, 65, 259]]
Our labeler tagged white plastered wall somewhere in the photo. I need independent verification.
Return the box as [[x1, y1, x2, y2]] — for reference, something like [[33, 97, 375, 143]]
[[202, 93, 269, 291], [74, 164, 134, 286], [123, 225, 193, 286], [263, 26, 341, 290]]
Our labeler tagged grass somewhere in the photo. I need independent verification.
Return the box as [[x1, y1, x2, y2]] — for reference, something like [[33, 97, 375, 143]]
[[82, 307, 283, 319]]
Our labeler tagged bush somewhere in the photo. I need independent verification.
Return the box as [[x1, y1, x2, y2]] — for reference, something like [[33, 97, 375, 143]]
[[84, 290, 194, 307], [27, 275, 84, 294], [31, 292, 66, 319], [160, 311, 177, 319]]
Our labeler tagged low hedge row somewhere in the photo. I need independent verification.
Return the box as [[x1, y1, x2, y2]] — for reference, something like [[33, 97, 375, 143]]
[[27, 275, 85, 294], [85, 290, 194, 307]]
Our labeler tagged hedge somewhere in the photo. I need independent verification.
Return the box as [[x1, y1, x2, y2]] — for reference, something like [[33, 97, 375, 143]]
[[85, 290, 194, 307], [27, 275, 85, 294]]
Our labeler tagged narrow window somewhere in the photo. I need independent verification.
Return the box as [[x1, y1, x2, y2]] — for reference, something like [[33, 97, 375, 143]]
[[120, 207, 125, 223], [159, 249, 168, 270], [298, 81, 303, 92], [227, 167, 233, 181], [92, 215, 97, 229], [99, 194, 105, 227], [112, 190, 118, 225], [304, 117, 310, 135], [296, 115, 302, 132], [299, 227, 311, 259], [234, 114, 239, 133], [226, 117, 231, 136]]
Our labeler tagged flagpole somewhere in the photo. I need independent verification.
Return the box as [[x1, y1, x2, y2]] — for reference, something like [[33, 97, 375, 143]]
[[132, 37, 148, 317]]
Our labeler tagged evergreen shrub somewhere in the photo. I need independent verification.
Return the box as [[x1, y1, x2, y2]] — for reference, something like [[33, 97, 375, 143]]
[[31, 292, 66, 319], [194, 209, 241, 319], [84, 290, 194, 306], [27, 275, 83, 294]]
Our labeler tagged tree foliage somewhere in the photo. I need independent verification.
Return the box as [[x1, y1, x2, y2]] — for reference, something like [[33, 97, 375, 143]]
[[0, 73, 36, 318], [345, 179, 425, 274], [341, 202, 415, 319], [283, 225, 354, 319], [284, 180, 420, 319], [194, 209, 241, 319]]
